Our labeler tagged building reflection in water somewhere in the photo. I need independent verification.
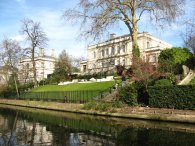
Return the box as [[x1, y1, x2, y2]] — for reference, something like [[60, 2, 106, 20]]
[[1, 107, 195, 146]]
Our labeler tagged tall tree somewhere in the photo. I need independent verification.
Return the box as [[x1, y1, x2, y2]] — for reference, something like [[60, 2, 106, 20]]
[[0, 38, 22, 98], [53, 50, 72, 82], [21, 18, 48, 86], [64, 0, 184, 60]]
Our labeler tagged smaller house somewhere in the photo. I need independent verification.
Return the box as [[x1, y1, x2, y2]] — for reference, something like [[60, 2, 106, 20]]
[[18, 48, 56, 83], [0, 66, 12, 85]]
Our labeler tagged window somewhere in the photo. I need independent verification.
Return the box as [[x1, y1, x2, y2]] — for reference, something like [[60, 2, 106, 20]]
[[93, 64, 96, 69], [122, 58, 126, 65], [41, 62, 44, 68], [110, 59, 115, 66], [102, 62, 104, 68], [117, 46, 120, 54], [93, 51, 96, 58], [111, 46, 115, 55], [122, 44, 126, 53], [83, 65, 87, 72], [106, 48, 109, 56], [102, 50, 105, 57], [149, 55, 156, 63], [117, 59, 120, 65], [147, 42, 150, 48], [26, 63, 29, 69]]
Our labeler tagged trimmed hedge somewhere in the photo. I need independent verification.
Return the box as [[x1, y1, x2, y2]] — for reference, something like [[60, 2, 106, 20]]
[[148, 85, 195, 109]]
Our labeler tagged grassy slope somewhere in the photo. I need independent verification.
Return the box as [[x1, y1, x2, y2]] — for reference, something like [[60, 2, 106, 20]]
[[32, 81, 115, 92]]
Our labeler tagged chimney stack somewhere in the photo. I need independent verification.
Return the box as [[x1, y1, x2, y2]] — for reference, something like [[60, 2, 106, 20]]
[[39, 48, 44, 57], [110, 33, 116, 39]]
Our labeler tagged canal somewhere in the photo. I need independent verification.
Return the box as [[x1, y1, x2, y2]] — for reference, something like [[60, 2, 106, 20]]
[[0, 105, 195, 146]]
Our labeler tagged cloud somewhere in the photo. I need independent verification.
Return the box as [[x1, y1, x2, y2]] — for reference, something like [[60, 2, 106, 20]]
[[17, 9, 87, 57]]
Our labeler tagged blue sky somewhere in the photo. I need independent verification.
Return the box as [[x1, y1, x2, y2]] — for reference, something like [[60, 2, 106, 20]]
[[0, 0, 194, 57]]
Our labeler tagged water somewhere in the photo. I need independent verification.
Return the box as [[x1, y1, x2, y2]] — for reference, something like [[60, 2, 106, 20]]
[[0, 105, 195, 146]]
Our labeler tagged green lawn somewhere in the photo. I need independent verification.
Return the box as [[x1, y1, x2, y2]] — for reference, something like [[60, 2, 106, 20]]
[[20, 81, 115, 103], [32, 81, 115, 92]]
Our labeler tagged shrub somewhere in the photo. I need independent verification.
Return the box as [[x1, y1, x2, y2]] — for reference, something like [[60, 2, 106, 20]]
[[189, 78, 195, 85], [148, 85, 195, 109], [154, 79, 173, 86], [119, 85, 138, 106]]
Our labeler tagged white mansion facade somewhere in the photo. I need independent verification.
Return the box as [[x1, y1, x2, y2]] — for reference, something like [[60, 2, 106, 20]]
[[18, 48, 56, 83], [80, 32, 172, 74]]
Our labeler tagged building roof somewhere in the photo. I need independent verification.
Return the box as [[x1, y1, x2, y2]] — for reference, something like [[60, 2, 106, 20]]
[[87, 32, 172, 49]]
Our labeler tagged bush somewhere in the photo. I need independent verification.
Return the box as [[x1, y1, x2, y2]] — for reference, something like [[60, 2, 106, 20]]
[[189, 78, 195, 85], [119, 85, 138, 106], [154, 79, 173, 86], [148, 85, 195, 109]]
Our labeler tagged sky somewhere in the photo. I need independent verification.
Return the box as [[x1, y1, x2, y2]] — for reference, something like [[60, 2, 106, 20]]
[[0, 0, 194, 58]]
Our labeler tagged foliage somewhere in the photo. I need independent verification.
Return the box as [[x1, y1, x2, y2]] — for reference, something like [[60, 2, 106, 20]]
[[53, 49, 72, 82], [0, 38, 22, 97], [154, 79, 173, 86], [189, 77, 195, 85], [119, 84, 138, 106], [19, 82, 34, 91], [148, 85, 195, 109], [185, 55, 195, 70], [158, 47, 193, 74], [131, 59, 159, 83]]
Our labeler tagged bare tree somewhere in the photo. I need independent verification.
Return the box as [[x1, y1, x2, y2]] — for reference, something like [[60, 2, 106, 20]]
[[184, 20, 195, 54], [0, 38, 22, 98], [21, 18, 48, 86], [72, 56, 86, 72], [64, 0, 184, 61]]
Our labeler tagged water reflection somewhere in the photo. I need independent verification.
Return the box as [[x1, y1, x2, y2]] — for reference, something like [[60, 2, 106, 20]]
[[0, 105, 195, 146]]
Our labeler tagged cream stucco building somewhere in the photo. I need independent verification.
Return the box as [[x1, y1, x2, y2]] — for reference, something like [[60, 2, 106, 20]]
[[81, 32, 172, 74], [18, 48, 56, 83]]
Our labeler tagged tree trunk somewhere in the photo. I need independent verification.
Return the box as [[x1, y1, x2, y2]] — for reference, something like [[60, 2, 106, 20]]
[[14, 75, 19, 98], [32, 46, 37, 86], [131, 0, 140, 63]]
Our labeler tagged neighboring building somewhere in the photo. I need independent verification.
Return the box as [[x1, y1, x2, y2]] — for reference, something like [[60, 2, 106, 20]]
[[0, 67, 12, 85], [18, 48, 56, 83], [80, 32, 172, 74], [0, 75, 6, 85]]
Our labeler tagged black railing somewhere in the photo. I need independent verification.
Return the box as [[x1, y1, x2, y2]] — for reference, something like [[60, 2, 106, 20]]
[[0, 90, 105, 103], [0, 86, 116, 103]]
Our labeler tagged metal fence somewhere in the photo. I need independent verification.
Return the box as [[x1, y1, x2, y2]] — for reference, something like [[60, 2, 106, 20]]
[[0, 90, 109, 103]]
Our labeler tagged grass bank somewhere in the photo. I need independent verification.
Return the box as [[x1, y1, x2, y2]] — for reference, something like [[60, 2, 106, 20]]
[[18, 81, 115, 102], [32, 81, 115, 92], [1, 99, 195, 124]]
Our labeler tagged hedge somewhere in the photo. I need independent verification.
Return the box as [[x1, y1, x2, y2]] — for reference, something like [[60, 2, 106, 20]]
[[148, 85, 195, 109]]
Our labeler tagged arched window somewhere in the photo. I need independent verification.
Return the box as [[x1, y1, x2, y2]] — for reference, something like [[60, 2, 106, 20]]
[[93, 51, 96, 58]]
